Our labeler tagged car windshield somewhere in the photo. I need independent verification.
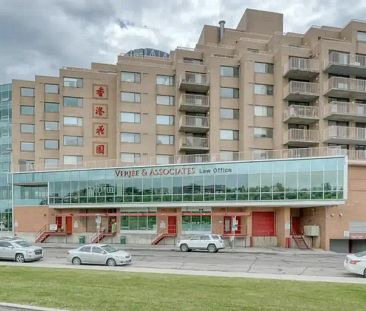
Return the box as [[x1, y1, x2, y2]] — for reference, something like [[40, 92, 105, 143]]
[[100, 245, 118, 253], [354, 251, 366, 257], [14, 240, 32, 247]]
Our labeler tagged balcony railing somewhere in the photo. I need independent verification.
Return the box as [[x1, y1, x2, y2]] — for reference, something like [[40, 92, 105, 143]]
[[325, 126, 366, 142], [327, 77, 366, 98], [179, 94, 209, 111], [325, 52, 366, 77], [180, 73, 209, 86], [179, 136, 209, 150], [179, 115, 209, 128], [285, 129, 319, 144], [284, 57, 319, 79], [284, 81, 319, 101], [283, 105, 319, 122], [324, 101, 366, 119]]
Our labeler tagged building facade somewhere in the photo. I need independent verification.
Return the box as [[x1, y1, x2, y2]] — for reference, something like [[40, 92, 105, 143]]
[[2, 9, 366, 251]]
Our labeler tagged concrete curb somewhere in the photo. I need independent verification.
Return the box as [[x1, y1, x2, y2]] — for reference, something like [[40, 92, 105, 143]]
[[0, 302, 68, 311]]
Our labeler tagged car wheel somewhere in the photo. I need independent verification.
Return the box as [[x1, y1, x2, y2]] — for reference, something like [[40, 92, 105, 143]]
[[15, 253, 25, 263], [180, 244, 189, 252], [72, 257, 81, 265], [107, 258, 116, 267], [207, 244, 217, 253]]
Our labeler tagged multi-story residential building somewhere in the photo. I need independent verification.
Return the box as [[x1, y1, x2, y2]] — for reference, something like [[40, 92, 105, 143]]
[[2, 9, 366, 251]]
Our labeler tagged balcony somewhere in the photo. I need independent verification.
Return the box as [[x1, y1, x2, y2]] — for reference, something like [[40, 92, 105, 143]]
[[179, 136, 209, 151], [324, 101, 366, 122], [324, 52, 366, 78], [179, 73, 209, 93], [324, 126, 366, 145], [283, 105, 319, 124], [179, 94, 209, 112], [326, 77, 366, 99], [284, 57, 319, 80], [179, 115, 209, 133], [284, 129, 319, 147], [284, 81, 319, 102]]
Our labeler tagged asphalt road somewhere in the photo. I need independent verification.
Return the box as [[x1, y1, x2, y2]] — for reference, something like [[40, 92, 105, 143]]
[[33, 248, 355, 278]]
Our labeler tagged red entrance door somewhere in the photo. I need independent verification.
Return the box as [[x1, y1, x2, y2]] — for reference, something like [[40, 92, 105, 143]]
[[65, 216, 73, 234], [291, 217, 301, 235], [167, 216, 176, 234], [55, 216, 62, 230]]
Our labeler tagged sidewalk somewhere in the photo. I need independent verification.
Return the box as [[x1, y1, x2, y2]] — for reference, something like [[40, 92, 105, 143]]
[[36, 242, 337, 255]]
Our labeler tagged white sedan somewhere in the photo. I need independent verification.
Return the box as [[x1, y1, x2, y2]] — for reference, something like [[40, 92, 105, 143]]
[[344, 251, 366, 277], [177, 234, 225, 253], [67, 244, 132, 266]]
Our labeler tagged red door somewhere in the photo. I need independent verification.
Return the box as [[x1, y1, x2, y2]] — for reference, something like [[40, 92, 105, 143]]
[[168, 216, 176, 234], [291, 217, 301, 235], [65, 216, 73, 234], [55, 216, 62, 230], [252, 212, 275, 236]]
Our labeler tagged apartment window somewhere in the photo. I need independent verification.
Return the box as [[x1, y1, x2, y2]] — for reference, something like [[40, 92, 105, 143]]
[[121, 92, 141, 103], [20, 142, 34, 152], [20, 87, 34, 97], [220, 151, 238, 161], [254, 62, 274, 74], [20, 124, 34, 134], [357, 31, 366, 42], [121, 153, 141, 164], [220, 66, 239, 77], [64, 116, 83, 127], [156, 75, 175, 86], [44, 102, 59, 113], [156, 154, 174, 165], [156, 135, 174, 145], [44, 121, 59, 131], [64, 155, 83, 166], [156, 115, 174, 125], [44, 84, 59, 94], [63, 77, 83, 88], [220, 130, 239, 140], [20, 106, 34, 115], [254, 84, 273, 95], [64, 97, 83, 107], [254, 127, 273, 138], [44, 158, 59, 169], [121, 71, 141, 83], [329, 51, 349, 65], [220, 87, 239, 98], [254, 105, 274, 117], [44, 139, 59, 150], [120, 112, 141, 123], [220, 108, 239, 119], [64, 136, 83, 146], [121, 132, 141, 144], [156, 95, 175, 106]]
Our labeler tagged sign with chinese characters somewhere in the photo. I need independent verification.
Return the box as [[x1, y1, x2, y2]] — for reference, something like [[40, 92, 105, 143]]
[[93, 143, 108, 156], [93, 84, 108, 99], [93, 123, 107, 137], [93, 104, 108, 118]]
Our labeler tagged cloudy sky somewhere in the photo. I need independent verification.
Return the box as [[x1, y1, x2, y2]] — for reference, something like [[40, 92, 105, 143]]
[[1, 0, 366, 84]]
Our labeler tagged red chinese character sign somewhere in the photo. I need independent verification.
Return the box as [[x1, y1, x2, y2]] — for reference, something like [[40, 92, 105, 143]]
[[93, 123, 107, 137], [93, 143, 108, 157], [93, 104, 108, 118], [93, 84, 108, 99]]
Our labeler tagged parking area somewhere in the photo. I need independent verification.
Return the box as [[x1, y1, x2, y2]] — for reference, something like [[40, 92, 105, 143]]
[[13, 247, 358, 278]]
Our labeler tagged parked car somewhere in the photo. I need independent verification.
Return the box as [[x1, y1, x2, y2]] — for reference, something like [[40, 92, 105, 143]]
[[344, 251, 366, 277], [0, 238, 43, 262], [67, 244, 132, 266], [177, 234, 225, 253]]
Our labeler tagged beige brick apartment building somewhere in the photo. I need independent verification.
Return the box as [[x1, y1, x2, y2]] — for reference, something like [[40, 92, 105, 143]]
[[4, 9, 366, 252]]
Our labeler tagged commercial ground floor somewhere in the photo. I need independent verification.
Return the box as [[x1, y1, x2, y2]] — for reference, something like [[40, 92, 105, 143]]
[[6, 155, 366, 252]]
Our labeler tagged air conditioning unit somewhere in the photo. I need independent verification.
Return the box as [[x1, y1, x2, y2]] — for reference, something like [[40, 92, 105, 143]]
[[304, 225, 320, 236]]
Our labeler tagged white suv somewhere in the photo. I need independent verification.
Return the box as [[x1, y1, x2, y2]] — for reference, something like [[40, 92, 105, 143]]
[[0, 238, 43, 262], [177, 234, 225, 253]]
